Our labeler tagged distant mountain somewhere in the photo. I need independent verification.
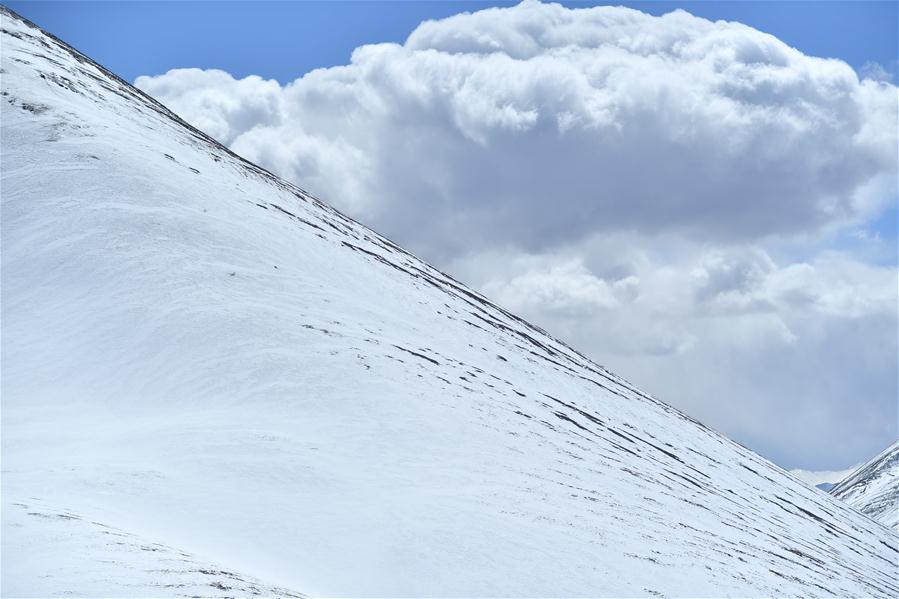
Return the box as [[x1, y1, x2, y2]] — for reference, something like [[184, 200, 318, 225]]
[[790, 464, 861, 490], [831, 441, 899, 530], [2, 5, 897, 597]]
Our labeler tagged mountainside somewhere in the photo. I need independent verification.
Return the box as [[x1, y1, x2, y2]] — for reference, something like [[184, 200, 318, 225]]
[[2, 7, 897, 597], [831, 441, 899, 530]]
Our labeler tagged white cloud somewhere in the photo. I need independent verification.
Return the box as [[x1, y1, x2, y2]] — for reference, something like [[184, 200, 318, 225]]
[[859, 61, 895, 83], [135, 1, 898, 257], [136, 68, 283, 145], [482, 258, 636, 316], [134, 1, 898, 470], [690, 248, 898, 319]]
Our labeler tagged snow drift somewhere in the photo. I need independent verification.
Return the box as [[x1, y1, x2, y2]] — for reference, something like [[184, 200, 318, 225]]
[[1, 6, 897, 597]]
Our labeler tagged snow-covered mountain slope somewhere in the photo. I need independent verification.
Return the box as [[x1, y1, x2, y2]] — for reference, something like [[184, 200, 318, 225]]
[[2, 6, 897, 596], [831, 441, 899, 531]]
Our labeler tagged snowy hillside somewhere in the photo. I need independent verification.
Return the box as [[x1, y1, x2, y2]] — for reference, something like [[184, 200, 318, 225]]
[[831, 441, 899, 530], [2, 6, 897, 597]]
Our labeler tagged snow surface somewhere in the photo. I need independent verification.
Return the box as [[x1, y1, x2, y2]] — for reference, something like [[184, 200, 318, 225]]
[[3, 498, 304, 597], [2, 6, 898, 597], [831, 441, 899, 531]]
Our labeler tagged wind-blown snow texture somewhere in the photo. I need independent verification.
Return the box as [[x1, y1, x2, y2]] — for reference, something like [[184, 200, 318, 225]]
[[831, 441, 899, 531], [1, 6, 897, 597]]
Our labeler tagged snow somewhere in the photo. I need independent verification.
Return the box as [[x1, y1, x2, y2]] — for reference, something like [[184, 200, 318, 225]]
[[2, 6, 898, 596], [3, 499, 304, 597], [831, 441, 899, 531]]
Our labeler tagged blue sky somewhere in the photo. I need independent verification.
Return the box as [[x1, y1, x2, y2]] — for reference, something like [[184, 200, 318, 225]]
[[9, 1, 898, 84]]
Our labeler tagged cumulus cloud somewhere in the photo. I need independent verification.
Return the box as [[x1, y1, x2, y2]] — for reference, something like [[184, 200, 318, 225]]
[[690, 248, 898, 319], [136, 0, 897, 257], [482, 259, 637, 316], [137, 68, 283, 145], [135, 1, 898, 469]]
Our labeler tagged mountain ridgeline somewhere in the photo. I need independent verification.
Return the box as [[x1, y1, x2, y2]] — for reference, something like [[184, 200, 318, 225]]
[[831, 441, 899, 531]]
